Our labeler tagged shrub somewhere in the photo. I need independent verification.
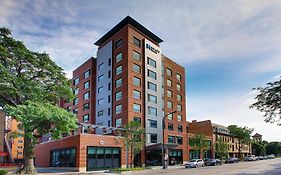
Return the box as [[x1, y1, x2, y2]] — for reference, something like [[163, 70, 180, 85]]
[[0, 170, 8, 175]]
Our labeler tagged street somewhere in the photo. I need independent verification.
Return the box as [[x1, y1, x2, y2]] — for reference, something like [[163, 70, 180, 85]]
[[121, 158, 281, 175]]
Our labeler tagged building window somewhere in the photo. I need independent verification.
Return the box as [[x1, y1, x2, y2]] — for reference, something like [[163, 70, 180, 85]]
[[115, 118, 122, 127], [148, 82, 157, 92], [168, 135, 176, 143], [148, 94, 157, 104], [51, 148, 76, 167], [83, 92, 90, 100], [177, 136, 183, 145], [133, 103, 141, 113], [115, 65, 122, 75], [133, 51, 141, 61], [167, 68, 172, 76], [177, 94, 182, 101], [115, 91, 122, 101], [73, 108, 78, 114], [177, 84, 181, 91], [147, 69, 157, 80], [115, 39, 123, 49], [167, 101, 173, 109], [73, 98, 78, 105], [115, 78, 122, 88], [116, 52, 122, 62], [177, 104, 182, 112], [133, 77, 141, 86], [108, 95, 111, 103], [176, 73, 182, 81], [167, 90, 172, 98], [133, 37, 141, 48], [98, 110, 103, 117], [108, 83, 111, 90], [133, 64, 141, 73], [167, 79, 172, 87], [149, 119, 157, 128], [74, 88, 79, 95], [83, 70, 90, 79], [18, 140, 23, 143], [177, 115, 182, 122], [73, 77, 79, 85], [98, 98, 103, 105], [108, 108, 111, 116], [98, 74, 104, 82], [108, 58, 111, 66], [149, 133, 157, 143], [167, 113, 173, 120], [168, 123, 173, 131], [178, 125, 183, 132], [98, 86, 103, 93], [98, 63, 104, 71], [148, 106, 157, 116], [147, 57, 156, 68], [83, 103, 89, 111], [84, 81, 90, 89], [115, 104, 122, 114], [133, 90, 141, 99], [83, 114, 89, 122], [108, 70, 111, 78], [134, 117, 141, 124]]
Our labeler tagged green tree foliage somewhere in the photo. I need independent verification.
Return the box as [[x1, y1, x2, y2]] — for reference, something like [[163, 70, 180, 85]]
[[250, 76, 281, 125], [252, 142, 266, 156], [0, 27, 77, 174], [266, 142, 281, 155], [189, 134, 210, 159], [228, 125, 253, 159], [215, 137, 228, 159], [116, 121, 145, 168]]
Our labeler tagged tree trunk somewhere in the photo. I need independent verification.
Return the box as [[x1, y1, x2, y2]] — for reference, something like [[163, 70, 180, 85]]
[[17, 135, 37, 174]]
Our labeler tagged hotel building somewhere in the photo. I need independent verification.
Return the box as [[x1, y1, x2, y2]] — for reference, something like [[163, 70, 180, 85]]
[[35, 16, 187, 171]]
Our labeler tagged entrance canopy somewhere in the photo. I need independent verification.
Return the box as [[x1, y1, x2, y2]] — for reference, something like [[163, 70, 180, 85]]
[[146, 143, 178, 150], [0, 152, 9, 157]]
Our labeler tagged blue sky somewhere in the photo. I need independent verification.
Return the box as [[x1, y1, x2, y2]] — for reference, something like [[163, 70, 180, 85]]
[[1, 0, 281, 141]]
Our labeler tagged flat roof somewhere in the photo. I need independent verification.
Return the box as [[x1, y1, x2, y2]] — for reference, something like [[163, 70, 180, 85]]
[[94, 16, 163, 46]]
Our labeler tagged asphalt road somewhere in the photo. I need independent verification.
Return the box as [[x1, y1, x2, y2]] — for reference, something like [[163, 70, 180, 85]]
[[127, 158, 281, 175]]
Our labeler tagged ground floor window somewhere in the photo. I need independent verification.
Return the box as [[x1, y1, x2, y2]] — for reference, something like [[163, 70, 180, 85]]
[[189, 150, 200, 159], [169, 149, 183, 165], [50, 147, 76, 167], [146, 150, 162, 166], [87, 147, 121, 170]]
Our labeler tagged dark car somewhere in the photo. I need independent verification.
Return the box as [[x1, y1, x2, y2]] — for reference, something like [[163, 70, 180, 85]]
[[205, 159, 222, 166], [225, 157, 239, 163]]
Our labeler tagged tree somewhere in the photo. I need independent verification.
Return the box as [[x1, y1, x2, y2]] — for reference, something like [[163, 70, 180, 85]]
[[215, 137, 228, 159], [250, 76, 281, 125], [189, 134, 210, 159], [0, 28, 77, 174], [252, 142, 266, 156], [266, 142, 281, 155], [116, 121, 145, 168], [228, 125, 253, 159]]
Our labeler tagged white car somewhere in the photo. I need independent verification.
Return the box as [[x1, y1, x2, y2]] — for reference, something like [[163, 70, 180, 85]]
[[185, 159, 205, 168], [244, 155, 256, 161]]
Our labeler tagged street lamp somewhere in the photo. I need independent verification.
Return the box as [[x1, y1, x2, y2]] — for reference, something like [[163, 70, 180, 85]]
[[162, 110, 177, 169]]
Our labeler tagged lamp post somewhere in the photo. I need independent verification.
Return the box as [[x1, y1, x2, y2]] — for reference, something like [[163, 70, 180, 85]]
[[162, 111, 177, 169]]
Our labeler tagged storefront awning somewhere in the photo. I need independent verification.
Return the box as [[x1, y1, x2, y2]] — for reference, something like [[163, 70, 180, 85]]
[[0, 152, 9, 156], [146, 143, 179, 150]]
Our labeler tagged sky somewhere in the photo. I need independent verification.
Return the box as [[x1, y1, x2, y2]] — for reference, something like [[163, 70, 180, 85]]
[[1, 0, 281, 141]]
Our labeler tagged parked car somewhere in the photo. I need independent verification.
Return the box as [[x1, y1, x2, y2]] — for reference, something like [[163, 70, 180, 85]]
[[244, 155, 256, 161], [258, 156, 264, 160], [225, 157, 239, 163], [205, 159, 222, 166], [185, 159, 205, 168], [263, 155, 268, 159], [268, 155, 275, 159]]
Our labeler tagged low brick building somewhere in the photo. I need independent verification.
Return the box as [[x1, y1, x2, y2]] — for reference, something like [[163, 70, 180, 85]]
[[187, 120, 251, 159], [34, 134, 130, 172]]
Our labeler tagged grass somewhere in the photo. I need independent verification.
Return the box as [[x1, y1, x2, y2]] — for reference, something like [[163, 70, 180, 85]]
[[110, 167, 148, 172]]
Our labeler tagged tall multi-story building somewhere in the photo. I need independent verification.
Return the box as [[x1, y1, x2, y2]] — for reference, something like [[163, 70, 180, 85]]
[[35, 16, 187, 172]]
